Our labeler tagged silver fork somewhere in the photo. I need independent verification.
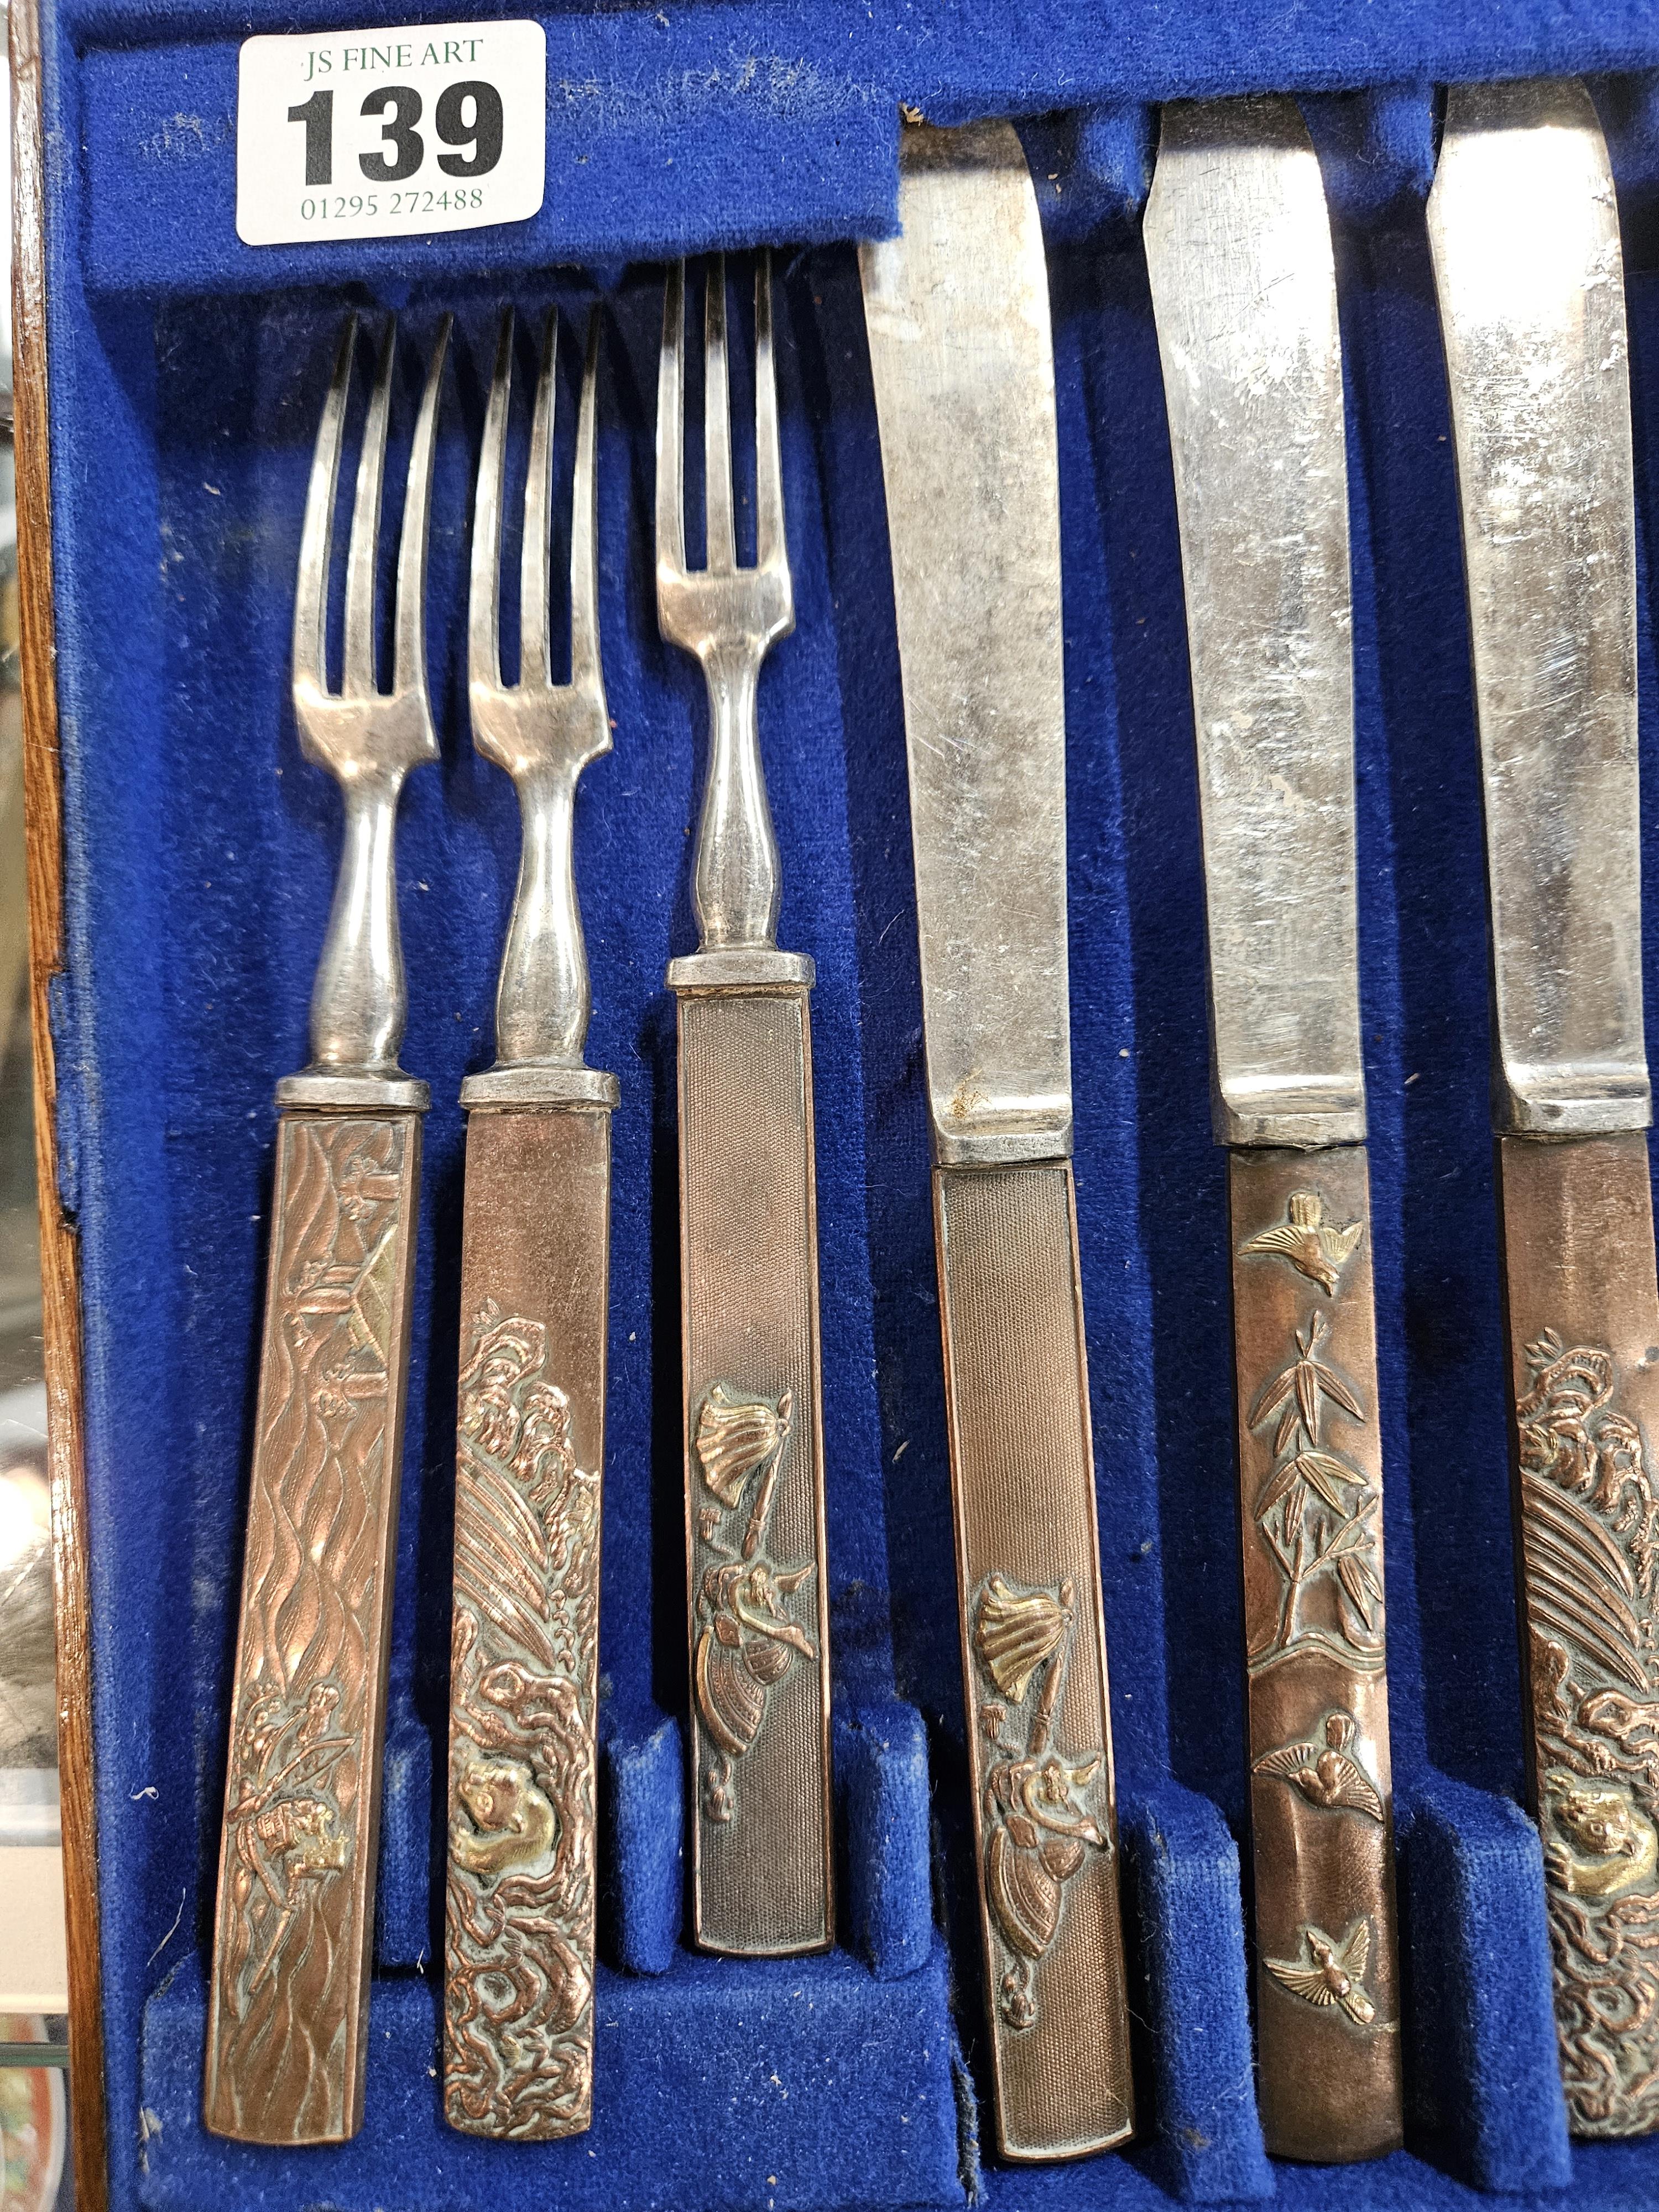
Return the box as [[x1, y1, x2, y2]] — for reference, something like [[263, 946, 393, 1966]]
[[286, 312, 448, 1105], [656, 255, 834, 1959], [205, 313, 447, 2148], [443, 306, 616, 2142]]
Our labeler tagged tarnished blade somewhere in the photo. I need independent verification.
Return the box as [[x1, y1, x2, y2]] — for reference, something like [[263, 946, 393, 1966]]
[[859, 121, 1071, 1169], [1144, 97, 1364, 1151], [1428, 78, 1647, 1136]]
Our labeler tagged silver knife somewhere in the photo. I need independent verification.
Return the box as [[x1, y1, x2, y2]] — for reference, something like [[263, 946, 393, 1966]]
[[1144, 96, 1404, 2162], [1428, 77, 1659, 2140], [860, 117, 1133, 2164]]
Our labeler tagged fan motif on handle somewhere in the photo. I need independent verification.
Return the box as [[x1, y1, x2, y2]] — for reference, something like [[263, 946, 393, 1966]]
[[691, 1384, 818, 1826]]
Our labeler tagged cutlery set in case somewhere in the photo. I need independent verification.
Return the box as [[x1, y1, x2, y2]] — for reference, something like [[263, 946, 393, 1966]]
[[23, 1, 1659, 2206]]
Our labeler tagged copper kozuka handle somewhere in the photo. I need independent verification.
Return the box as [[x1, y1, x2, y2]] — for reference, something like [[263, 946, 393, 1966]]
[[933, 1160, 1131, 2163], [1229, 1145, 1402, 2161], [205, 1108, 421, 2145], [1498, 1131, 1659, 2137], [676, 974, 833, 1957], [445, 1100, 613, 2137]]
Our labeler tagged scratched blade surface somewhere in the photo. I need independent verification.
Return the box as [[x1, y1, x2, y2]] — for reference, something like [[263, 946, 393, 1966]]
[[1143, 97, 1364, 1150], [859, 122, 1071, 1168], [1427, 79, 1646, 1138]]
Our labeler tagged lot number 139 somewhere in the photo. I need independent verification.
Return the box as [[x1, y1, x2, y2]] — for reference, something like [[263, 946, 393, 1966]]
[[237, 19, 546, 246]]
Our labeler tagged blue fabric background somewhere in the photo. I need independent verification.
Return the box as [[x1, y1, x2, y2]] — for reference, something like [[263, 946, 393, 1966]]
[[36, 0, 1659, 2204]]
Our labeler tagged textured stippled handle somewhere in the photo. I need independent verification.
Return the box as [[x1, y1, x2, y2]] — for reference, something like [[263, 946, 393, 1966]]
[[1498, 1131, 1659, 2140], [1229, 1145, 1402, 2162], [676, 979, 832, 1957], [932, 1160, 1131, 2163], [445, 1103, 612, 2140], [205, 1109, 421, 2146]]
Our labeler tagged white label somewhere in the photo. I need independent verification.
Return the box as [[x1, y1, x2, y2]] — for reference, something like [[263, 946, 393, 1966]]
[[236, 19, 546, 246]]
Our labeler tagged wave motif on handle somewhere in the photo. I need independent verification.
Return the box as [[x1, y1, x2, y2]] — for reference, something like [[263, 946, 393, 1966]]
[[208, 1116, 406, 2143], [1518, 1329, 1659, 2136], [445, 1300, 601, 2140]]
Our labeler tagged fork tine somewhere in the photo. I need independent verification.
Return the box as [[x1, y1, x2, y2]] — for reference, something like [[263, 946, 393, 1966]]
[[656, 262, 686, 580], [703, 255, 735, 573], [754, 253, 786, 572], [294, 315, 358, 698], [570, 308, 605, 706], [392, 314, 451, 702], [519, 308, 558, 690], [343, 316, 395, 697], [470, 311, 514, 697]]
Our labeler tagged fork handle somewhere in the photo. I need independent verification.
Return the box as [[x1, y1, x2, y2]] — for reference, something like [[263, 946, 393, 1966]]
[[1229, 1145, 1403, 2162], [204, 1106, 421, 2145], [692, 644, 781, 951], [305, 765, 411, 1079], [492, 765, 590, 1067], [932, 1159, 1133, 2161], [673, 961, 833, 1955], [445, 1099, 613, 2138]]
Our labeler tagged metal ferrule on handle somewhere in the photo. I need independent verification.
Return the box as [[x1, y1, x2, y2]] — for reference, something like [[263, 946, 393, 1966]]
[[1430, 85, 1659, 2137]]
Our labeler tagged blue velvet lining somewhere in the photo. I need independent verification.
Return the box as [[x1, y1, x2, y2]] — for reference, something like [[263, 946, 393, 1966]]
[[38, 0, 1659, 2204]]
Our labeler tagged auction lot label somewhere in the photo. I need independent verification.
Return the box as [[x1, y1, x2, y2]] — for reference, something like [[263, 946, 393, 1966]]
[[237, 19, 546, 245]]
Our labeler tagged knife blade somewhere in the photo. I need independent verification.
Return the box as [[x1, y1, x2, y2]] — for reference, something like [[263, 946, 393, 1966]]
[[1144, 96, 1404, 2162], [860, 118, 1133, 2164], [1428, 77, 1659, 2140]]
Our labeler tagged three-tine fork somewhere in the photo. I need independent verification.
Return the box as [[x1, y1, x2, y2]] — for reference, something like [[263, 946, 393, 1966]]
[[657, 255, 833, 1957], [205, 312, 448, 2147], [444, 307, 615, 2141]]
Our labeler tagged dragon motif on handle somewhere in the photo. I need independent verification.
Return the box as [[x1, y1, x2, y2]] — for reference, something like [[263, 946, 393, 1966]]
[[1517, 1329, 1659, 2136], [445, 1301, 601, 2140]]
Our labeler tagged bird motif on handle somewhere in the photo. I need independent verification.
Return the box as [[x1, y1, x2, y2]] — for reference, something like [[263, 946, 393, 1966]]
[[1254, 1709, 1384, 1820], [1264, 1920, 1376, 2027], [1241, 1190, 1363, 1296]]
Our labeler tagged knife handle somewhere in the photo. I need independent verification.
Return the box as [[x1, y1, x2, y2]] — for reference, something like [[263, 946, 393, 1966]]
[[1228, 1145, 1402, 2162], [675, 975, 833, 1956], [932, 1160, 1133, 2162], [445, 1101, 613, 2139], [204, 1108, 422, 2146], [1497, 1130, 1659, 2139]]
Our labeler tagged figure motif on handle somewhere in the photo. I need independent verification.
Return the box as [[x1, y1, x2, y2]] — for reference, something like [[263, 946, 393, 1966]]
[[692, 1384, 818, 1825], [973, 1574, 1108, 2032], [446, 1301, 601, 2141], [1516, 1328, 1659, 2135]]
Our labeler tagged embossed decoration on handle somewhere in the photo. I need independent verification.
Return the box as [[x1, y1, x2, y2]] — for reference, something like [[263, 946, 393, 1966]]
[[1499, 1131, 1659, 2137], [1230, 1146, 1402, 2161], [204, 1111, 420, 2146], [677, 983, 832, 1955], [934, 1161, 1132, 2163], [445, 1107, 611, 2139]]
